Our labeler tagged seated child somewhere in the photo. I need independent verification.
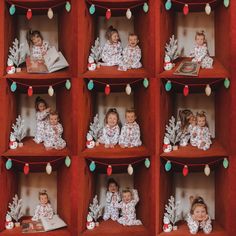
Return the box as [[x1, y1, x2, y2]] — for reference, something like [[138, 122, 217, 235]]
[[119, 109, 142, 148], [44, 111, 66, 150], [103, 178, 121, 221], [116, 188, 142, 226], [186, 196, 212, 234], [32, 189, 54, 221]]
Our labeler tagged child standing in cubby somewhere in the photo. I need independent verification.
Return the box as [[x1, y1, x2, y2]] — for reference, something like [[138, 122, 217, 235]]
[[34, 97, 51, 144], [116, 188, 142, 226], [96, 108, 120, 148], [186, 196, 212, 234], [119, 108, 142, 148], [118, 34, 142, 71], [44, 111, 66, 150], [101, 26, 123, 66], [103, 178, 121, 221], [190, 111, 212, 150], [32, 189, 54, 221], [190, 31, 213, 69]]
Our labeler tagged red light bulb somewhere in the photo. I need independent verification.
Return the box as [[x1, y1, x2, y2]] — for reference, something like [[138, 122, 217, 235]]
[[105, 84, 110, 95], [24, 163, 30, 175], [26, 9, 32, 20], [28, 86, 33, 96], [106, 9, 111, 20], [107, 165, 112, 176], [183, 85, 189, 96], [183, 4, 189, 15], [183, 165, 188, 176]]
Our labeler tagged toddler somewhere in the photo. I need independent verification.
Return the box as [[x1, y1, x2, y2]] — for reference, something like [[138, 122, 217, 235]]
[[116, 188, 142, 226], [96, 108, 120, 148], [101, 26, 123, 66], [190, 111, 212, 150], [186, 196, 212, 234], [190, 31, 213, 69], [44, 111, 66, 150], [32, 189, 54, 221], [119, 34, 142, 71], [33, 97, 51, 144], [119, 109, 142, 148], [103, 178, 121, 221]]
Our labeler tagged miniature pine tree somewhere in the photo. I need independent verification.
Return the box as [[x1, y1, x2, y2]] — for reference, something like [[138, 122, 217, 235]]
[[89, 195, 103, 222], [12, 115, 26, 143], [7, 194, 24, 222], [164, 196, 181, 226], [89, 38, 102, 63], [9, 38, 25, 67], [165, 116, 182, 146], [89, 114, 102, 141], [165, 35, 179, 62]]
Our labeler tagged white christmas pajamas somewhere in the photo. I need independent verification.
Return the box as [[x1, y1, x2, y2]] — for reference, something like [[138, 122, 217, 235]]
[[101, 41, 123, 66], [116, 189, 142, 226], [98, 125, 120, 146], [180, 124, 195, 147], [190, 44, 213, 69], [34, 110, 50, 144], [186, 213, 212, 234], [31, 41, 49, 60], [32, 203, 54, 221], [119, 122, 142, 147], [44, 122, 66, 149], [103, 192, 121, 221]]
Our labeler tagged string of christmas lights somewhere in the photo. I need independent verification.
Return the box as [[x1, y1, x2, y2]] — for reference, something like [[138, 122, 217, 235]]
[[162, 157, 229, 177], [88, 158, 150, 176], [87, 78, 149, 95], [4, 156, 71, 175]]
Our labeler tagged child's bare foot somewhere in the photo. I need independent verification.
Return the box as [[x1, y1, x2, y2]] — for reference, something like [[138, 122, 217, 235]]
[[110, 144, 114, 148], [105, 144, 109, 148], [120, 144, 125, 148]]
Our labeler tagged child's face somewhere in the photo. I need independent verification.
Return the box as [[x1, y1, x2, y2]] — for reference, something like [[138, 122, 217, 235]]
[[197, 117, 206, 127], [38, 102, 46, 112], [123, 192, 132, 204], [126, 112, 136, 124], [107, 113, 118, 127], [193, 205, 207, 221], [39, 194, 48, 205], [188, 114, 196, 125], [49, 115, 59, 126], [110, 32, 119, 43], [108, 183, 118, 193], [31, 35, 43, 47], [128, 35, 139, 47], [196, 35, 205, 46]]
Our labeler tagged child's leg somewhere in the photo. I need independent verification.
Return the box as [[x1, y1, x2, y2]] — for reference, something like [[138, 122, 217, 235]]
[[110, 208, 119, 221], [117, 216, 126, 226], [55, 138, 66, 150], [103, 207, 111, 221]]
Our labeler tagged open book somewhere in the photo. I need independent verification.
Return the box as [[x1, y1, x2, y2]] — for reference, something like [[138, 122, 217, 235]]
[[21, 215, 67, 233], [26, 46, 69, 73]]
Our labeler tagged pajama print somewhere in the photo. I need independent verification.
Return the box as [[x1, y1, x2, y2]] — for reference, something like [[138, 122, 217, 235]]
[[31, 41, 49, 60], [116, 189, 142, 226], [98, 125, 120, 146], [101, 41, 123, 66], [190, 44, 213, 69], [180, 124, 195, 147], [190, 126, 212, 151], [103, 192, 121, 221], [32, 203, 54, 221], [34, 110, 50, 144], [186, 213, 212, 234], [119, 122, 142, 147], [44, 122, 66, 149]]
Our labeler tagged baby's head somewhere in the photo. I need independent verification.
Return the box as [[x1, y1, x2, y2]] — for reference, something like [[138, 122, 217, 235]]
[[107, 178, 119, 193], [105, 108, 119, 128], [125, 108, 137, 124], [39, 189, 49, 205], [106, 26, 120, 44], [195, 30, 206, 46], [35, 96, 47, 112], [28, 30, 43, 46], [49, 110, 59, 126], [190, 196, 208, 221], [196, 111, 207, 128], [122, 188, 133, 204], [128, 33, 139, 48]]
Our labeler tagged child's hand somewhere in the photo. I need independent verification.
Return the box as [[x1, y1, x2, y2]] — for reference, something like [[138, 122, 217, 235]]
[[96, 141, 100, 146], [200, 141, 206, 147], [120, 144, 125, 148], [110, 144, 114, 148]]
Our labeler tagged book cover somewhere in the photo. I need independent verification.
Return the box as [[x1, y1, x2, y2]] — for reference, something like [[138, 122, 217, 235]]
[[173, 61, 200, 77]]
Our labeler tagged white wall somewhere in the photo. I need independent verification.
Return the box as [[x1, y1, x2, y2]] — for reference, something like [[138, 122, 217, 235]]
[[18, 172, 57, 216]]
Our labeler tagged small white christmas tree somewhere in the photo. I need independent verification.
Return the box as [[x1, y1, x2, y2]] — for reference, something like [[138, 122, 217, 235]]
[[164, 196, 181, 227], [89, 195, 103, 222], [165, 35, 179, 62], [89, 38, 102, 63], [12, 115, 26, 143], [89, 114, 102, 141], [165, 116, 182, 146], [9, 38, 25, 67], [7, 194, 24, 223]]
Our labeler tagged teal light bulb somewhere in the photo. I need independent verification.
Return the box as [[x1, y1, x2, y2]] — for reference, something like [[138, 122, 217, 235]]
[[165, 80, 172, 91], [145, 158, 150, 168], [9, 4, 16, 15], [165, 161, 172, 172], [143, 78, 149, 88], [224, 78, 230, 89], [224, 0, 230, 8], [65, 156, 71, 167], [6, 159, 12, 170], [65, 1, 71, 12], [89, 4, 95, 15], [223, 158, 229, 169], [165, 0, 172, 10], [89, 161, 96, 172], [88, 80, 94, 90], [11, 82, 17, 92], [143, 2, 149, 13], [65, 80, 71, 90]]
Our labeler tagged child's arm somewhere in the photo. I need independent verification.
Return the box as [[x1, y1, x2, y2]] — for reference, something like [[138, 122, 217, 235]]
[[132, 123, 142, 147], [47, 204, 54, 219], [106, 192, 113, 203], [32, 205, 40, 221], [110, 126, 120, 145], [119, 126, 126, 146], [132, 189, 140, 205], [132, 47, 142, 66], [186, 213, 199, 234], [202, 215, 212, 234], [57, 123, 64, 136], [36, 109, 50, 121], [197, 45, 208, 62]]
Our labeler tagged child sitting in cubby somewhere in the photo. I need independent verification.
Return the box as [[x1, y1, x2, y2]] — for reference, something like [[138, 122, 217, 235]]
[[119, 108, 142, 148], [101, 26, 123, 67], [118, 33, 142, 71], [34, 97, 51, 144], [32, 189, 54, 221], [116, 188, 142, 226], [96, 108, 120, 148], [103, 178, 121, 221], [190, 31, 213, 69], [44, 111, 66, 150], [190, 111, 212, 151], [186, 196, 212, 234]]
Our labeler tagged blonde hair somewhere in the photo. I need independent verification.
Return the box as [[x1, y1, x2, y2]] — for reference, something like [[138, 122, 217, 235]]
[[196, 111, 208, 127], [190, 196, 208, 215], [195, 30, 206, 43], [179, 109, 193, 131], [105, 26, 120, 42], [39, 189, 49, 200]]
